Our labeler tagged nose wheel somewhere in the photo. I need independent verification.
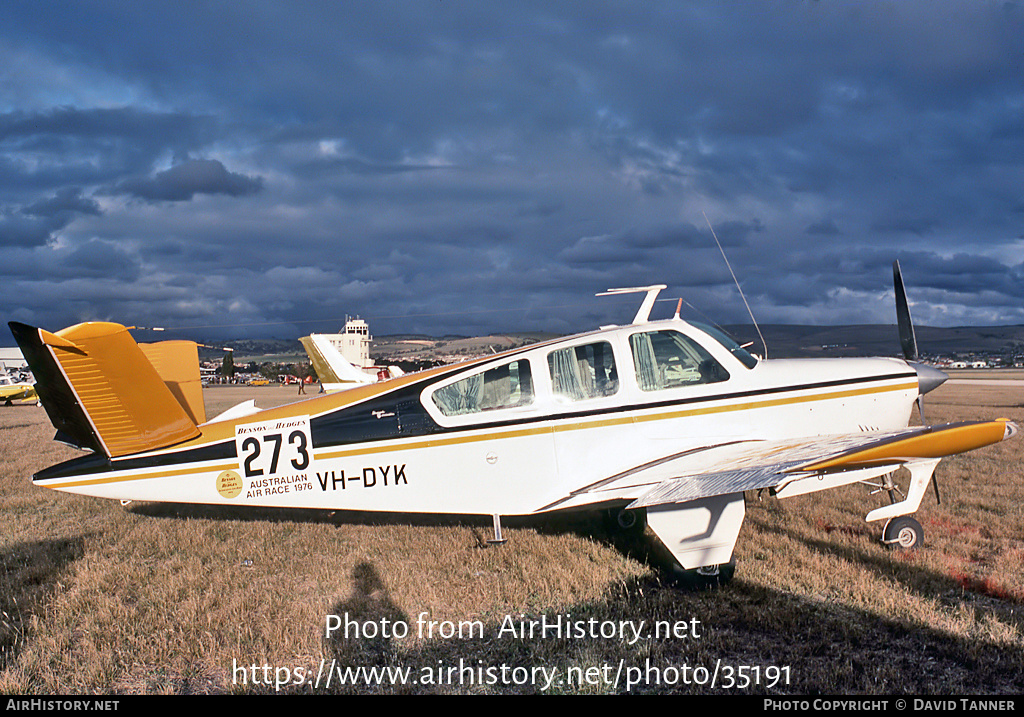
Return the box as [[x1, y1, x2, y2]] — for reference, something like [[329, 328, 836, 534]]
[[668, 561, 737, 590], [882, 515, 923, 549]]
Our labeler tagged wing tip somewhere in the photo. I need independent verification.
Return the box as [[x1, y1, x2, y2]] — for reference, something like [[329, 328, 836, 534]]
[[999, 419, 1018, 441]]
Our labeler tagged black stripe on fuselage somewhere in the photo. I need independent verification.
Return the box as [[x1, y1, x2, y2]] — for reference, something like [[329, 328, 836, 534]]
[[34, 370, 916, 482], [311, 369, 919, 444]]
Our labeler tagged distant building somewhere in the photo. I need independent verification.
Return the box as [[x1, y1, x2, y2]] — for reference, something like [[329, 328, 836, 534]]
[[323, 318, 373, 373], [0, 348, 26, 370]]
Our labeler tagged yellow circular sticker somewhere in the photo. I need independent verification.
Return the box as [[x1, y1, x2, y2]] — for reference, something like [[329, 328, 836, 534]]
[[216, 470, 243, 499]]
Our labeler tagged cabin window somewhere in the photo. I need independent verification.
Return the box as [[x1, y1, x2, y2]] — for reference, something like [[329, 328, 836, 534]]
[[547, 341, 619, 401], [629, 330, 729, 391], [431, 359, 534, 416]]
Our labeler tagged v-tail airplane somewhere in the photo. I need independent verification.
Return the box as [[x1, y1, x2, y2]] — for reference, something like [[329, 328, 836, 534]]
[[8, 263, 1017, 586]]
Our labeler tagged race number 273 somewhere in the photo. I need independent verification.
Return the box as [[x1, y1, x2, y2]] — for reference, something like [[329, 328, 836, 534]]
[[234, 416, 313, 478]]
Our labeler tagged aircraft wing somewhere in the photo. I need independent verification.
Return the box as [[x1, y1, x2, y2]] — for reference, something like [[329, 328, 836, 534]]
[[545, 419, 1017, 513]]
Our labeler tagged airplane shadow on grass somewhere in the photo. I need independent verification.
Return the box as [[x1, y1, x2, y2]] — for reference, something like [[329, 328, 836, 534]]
[[0, 535, 87, 669], [127, 500, 666, 570]]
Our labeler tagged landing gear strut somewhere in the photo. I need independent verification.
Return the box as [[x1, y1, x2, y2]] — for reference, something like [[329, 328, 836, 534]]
[[864, 462, 936, 549]]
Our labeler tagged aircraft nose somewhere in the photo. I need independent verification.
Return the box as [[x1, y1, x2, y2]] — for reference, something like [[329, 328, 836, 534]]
[[910, 361, 948, 395]]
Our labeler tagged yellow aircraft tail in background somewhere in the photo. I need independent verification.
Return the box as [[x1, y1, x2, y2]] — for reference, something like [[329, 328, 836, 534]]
[[299, 332, 376, 388]]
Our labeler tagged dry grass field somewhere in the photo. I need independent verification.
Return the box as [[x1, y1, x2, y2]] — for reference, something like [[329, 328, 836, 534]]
[[1, 381, 1022, 694]]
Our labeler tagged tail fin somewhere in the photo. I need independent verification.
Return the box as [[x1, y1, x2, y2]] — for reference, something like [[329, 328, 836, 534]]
[[299, 333, 374, 386], [9, 321, 201, 457], [138, 340, 206, 425]]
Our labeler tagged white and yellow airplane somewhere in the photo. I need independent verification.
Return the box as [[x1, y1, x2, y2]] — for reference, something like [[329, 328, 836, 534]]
[[8, 264, 1017, 586], [0, 371, 38, 405]]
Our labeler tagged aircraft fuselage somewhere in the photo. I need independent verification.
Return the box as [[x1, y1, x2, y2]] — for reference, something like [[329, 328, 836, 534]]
[[34, 318, 920, 517]]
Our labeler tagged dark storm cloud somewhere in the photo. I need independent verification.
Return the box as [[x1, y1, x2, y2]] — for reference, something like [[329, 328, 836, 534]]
[[110, 159, 263, 202], [0, 107, 211, 147], [55, 239, 141, 282], [806, 220, 841, 237], [0, 208, 60, 248], [23, 187, 101, 219], [2, 1, 1023, 338], [0, 188, 101, 248], [0, 107, 219, 189], [895, 251, 1023, 297]]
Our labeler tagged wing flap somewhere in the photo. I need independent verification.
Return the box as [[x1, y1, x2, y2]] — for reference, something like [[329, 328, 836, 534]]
[[628, 462, 803, 508]]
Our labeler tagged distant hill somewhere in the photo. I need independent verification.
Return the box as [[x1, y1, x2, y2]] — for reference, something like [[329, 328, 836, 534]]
[[370, 332, 561, 363], [722, 324, 1024, 360], [371, 324, 1024, 363], [198, 338, 304, 363], [195, 325, 1024, 365]]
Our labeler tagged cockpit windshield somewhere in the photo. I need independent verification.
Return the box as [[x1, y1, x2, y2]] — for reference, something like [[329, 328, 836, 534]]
[[688, 322, 759, 369]]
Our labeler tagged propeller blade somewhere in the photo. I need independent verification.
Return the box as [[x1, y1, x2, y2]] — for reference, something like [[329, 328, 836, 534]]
[[894, 260, 942, 505], [893, 260, 918, 362]]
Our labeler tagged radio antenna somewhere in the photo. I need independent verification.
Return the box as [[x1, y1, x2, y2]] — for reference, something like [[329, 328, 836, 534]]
[[703, 211, 768, 359]]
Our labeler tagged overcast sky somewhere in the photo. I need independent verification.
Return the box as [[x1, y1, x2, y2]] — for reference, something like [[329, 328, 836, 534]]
[[3, 1, 1023, 343]]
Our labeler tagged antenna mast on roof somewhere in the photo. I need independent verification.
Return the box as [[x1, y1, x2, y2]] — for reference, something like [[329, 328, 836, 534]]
[[596, 284, 667, 324], [703, 211, 768, 359]]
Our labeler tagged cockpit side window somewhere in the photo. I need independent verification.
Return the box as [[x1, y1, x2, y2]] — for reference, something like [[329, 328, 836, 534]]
[[629, 330, 729, 391], [547, 341, 619, 401], [688, 321, 758, 369], [431, 359, 534, 416]]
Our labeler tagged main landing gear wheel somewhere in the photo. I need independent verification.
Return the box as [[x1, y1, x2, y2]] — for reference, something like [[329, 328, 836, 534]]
[[604, 507, 647, 536], [669, 561, 736, 591], [882, 516, 923, 550]]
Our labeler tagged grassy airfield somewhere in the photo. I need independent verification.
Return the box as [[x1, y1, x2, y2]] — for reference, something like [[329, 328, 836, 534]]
[[1, 380, 1021, 694]]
